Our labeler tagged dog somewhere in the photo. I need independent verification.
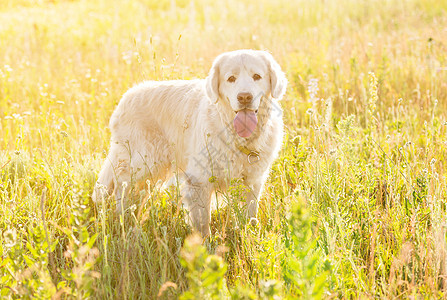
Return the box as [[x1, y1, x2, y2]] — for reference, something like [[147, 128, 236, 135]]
[[92, 49, 287, 236]]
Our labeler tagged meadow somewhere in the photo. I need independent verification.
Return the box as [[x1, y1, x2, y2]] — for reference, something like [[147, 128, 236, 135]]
[[1, 0, 447, 298]]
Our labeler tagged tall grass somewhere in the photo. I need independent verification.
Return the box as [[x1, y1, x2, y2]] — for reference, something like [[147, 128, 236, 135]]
[[1, 0, 446, 298]]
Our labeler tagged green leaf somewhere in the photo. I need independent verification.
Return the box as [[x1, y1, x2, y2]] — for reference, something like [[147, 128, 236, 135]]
[[87, 233, 98, 249]]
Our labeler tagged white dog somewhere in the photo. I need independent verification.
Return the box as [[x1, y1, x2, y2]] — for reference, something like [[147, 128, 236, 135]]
[[93, 49, 287, 236]]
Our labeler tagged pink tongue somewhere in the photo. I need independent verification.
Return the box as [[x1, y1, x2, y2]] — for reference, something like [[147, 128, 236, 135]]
[[233, 110, 258, 138]]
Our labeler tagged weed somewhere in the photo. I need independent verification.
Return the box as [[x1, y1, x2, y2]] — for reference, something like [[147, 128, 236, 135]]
[[1, 0, 447, 298]]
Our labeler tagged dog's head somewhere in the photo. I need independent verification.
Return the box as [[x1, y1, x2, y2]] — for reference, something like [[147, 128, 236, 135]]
[[206, 50, 287, 138]]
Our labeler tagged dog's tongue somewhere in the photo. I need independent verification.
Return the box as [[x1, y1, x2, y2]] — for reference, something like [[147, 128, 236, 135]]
[[233, 109, 258, 138]]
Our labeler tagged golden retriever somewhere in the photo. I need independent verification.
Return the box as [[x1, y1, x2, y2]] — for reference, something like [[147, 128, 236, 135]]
[[93, 49, 287, 236]]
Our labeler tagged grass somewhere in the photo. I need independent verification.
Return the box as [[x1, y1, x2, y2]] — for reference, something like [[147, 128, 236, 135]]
[[1, 0, 447, 298]]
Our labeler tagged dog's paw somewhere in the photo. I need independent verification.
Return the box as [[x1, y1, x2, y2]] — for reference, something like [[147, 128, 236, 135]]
[[92, 182, 109, 203], [249, 217, 259, 227]]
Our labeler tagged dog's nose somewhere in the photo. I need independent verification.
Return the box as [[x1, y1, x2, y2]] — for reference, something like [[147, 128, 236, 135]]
[[237, 92, 253, 104]]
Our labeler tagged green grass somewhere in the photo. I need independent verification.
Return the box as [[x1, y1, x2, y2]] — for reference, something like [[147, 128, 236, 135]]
[[1, 0, 447, 298]]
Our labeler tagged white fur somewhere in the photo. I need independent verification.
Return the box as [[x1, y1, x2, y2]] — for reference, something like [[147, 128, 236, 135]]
[[93, 49, 287, 236]]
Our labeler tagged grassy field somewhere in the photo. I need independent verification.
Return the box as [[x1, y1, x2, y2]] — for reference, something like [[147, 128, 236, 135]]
[[1, 0, 447, 298]]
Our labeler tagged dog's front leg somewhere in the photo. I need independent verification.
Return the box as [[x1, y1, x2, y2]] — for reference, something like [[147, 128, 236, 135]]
[[243, 179, 264, 226], [182, 175, 213, 237]]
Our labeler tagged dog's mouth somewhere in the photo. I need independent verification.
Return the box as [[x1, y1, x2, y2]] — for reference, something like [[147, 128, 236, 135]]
[[234, 109, 258, 114], [233, 109, 258, 138]]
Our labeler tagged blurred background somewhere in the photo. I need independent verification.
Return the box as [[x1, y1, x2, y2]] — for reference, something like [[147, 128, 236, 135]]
[[1, 0, 446, 298]]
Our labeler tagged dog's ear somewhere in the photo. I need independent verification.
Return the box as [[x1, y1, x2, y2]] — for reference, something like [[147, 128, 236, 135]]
[[205, 55, 222, 104], [262, 51, 287, 99]]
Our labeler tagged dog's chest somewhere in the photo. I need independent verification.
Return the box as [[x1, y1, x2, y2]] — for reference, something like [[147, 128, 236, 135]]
[[194, 112, 281, 182], [205, 140, 268, 180]]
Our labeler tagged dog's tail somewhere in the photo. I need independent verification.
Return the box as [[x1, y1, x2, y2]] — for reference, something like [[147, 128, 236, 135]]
[[92, 159, 114, 203]]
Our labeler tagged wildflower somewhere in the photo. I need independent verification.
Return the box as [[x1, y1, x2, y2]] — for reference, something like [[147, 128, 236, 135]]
[[4, 64, 13, 72], [368, 72, 378, 121], [122, 50, 133, 65], [307, 78, 319, 103], [3, 228, 17, 248], [324, 97, 333, 130]]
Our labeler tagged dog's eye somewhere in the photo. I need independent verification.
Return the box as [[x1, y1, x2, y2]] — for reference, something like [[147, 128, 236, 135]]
[[253, 74, 262, 81], [227, 76, 236, 83]]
